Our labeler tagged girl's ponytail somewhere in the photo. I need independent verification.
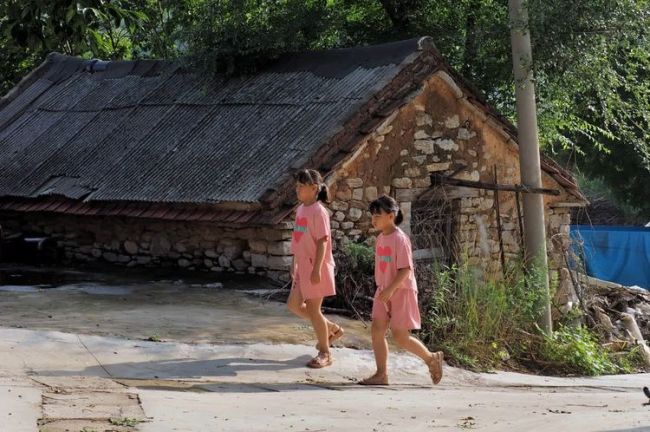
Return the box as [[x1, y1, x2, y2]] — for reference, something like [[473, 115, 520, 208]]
[[395, 209, 404, 226], [317, 183, 330, 203]]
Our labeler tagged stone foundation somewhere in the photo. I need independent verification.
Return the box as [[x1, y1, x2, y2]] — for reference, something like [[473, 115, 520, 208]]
[[0, 212, 294, 282]]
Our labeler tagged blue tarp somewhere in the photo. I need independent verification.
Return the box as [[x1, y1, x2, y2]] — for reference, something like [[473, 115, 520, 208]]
[[571, 225, 650, 289]]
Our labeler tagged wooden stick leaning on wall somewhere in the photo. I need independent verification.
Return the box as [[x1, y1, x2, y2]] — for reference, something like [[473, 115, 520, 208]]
[[493, 166, 506, 277]]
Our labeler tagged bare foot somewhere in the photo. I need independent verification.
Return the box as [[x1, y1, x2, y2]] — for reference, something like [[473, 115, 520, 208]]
[[358, 373, 389, 386]]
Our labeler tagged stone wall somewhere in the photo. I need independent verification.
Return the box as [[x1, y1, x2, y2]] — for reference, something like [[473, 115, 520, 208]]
[[324, 71, 579, 309], [0, 212, 294, 282]]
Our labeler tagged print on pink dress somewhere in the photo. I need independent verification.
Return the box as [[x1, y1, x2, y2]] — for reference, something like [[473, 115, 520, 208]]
[[377, 246, 392, 273], [293, 217, 308, 242]]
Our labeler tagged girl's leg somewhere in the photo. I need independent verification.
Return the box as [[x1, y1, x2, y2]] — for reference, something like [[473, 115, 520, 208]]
[[359, 319, 390, 385], [371, 319, 390, 377], [287, 288, 338, 333], [392, 328, 443, 384], [305, 297, 330, 355], [287, 287, 311, 320], [390, 328, 434, 363]]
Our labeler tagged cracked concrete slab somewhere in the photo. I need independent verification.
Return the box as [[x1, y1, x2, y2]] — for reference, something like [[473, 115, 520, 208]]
[[37, 377, 146, 432]]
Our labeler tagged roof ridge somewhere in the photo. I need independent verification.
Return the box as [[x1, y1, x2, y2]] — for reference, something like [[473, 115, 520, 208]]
[[27, 37, 431, 79]]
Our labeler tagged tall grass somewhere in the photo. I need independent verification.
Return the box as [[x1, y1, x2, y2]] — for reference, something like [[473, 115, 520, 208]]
[[333, 242, 645, 375], [418, 258, 644, 374], [418, 259, 549, 370]]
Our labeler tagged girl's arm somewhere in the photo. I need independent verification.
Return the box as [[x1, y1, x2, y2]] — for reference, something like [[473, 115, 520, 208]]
[[378, 267, 410, 303], [310, 237, 327, 284]]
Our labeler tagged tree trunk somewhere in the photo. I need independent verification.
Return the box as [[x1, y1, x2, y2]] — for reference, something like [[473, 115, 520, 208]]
[[378, 0, 422, 35], [462, 0, 479, 78]]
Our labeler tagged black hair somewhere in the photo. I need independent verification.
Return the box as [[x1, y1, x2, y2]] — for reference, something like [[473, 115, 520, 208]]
[[369, 194, 404, 225], [293, 169, 330, 203]]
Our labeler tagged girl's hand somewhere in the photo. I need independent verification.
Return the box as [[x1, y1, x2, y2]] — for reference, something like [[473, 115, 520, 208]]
[[379, 269, 409, 304], [310, 268, 321, 285], [378, 288, 395, 304]]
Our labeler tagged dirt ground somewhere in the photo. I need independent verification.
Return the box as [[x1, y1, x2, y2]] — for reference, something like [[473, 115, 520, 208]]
[[0, 263, 372, 347]]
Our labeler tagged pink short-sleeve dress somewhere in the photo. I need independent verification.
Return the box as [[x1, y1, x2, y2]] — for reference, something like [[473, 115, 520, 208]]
[[290, 201, 336, 300], [372, 227, 421, 330]]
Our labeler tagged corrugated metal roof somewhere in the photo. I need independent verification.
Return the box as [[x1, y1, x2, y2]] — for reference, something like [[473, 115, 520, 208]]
[[0, 36, 585, 222], [0, 79, 53, 130], [0, 39, 423, 208]]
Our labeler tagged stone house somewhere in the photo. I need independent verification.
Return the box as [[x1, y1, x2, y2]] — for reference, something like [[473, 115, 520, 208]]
[[0, 37, 586, 302]]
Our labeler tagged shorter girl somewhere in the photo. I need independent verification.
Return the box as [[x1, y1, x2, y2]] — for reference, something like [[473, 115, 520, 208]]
[[360, 195, 443, 386], [287, 169, 343, 368]]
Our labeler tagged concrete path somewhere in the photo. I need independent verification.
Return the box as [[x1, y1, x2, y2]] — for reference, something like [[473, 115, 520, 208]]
[[2, 328, 649, 431], [1, 265, 649, 431]]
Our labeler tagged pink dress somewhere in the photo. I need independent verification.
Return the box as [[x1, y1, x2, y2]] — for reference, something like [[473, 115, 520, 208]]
[[372, 227, 421, 329], [290, 201, 336, 300]]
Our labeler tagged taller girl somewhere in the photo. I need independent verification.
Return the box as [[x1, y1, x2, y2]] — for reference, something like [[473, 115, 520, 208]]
[[288, 169, 343, 369]]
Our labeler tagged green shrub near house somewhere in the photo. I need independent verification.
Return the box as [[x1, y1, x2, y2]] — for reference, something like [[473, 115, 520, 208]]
[[335, 241, 645, 375]]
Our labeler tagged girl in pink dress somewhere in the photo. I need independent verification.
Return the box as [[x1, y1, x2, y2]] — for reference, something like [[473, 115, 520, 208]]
[[359, 195, 443, 386], [288, 169, 343, 368]]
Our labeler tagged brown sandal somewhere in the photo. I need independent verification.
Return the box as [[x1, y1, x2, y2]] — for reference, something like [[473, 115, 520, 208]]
[[316, 324, 345, 351], [306, 352, 334, 369], [428, 351, 444, 385], [358, 374, 389, 386]]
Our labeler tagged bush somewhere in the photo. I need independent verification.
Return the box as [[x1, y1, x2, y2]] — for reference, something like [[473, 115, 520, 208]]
[[417, 259, 646, 375], [613, 345, 646, 374], [540, 324, 619, 376], [329, 242, 375, 319], [331, 243, 645, 376]]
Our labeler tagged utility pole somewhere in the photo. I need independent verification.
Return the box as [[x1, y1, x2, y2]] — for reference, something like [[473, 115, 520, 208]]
[[508, 0, 552, 333]]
